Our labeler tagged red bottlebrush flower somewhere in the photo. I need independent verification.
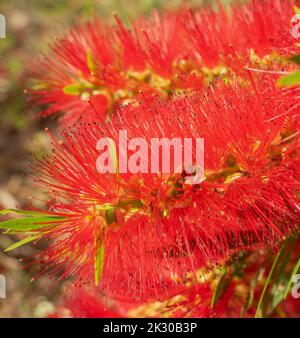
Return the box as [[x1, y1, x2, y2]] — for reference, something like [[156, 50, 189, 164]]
[[7, 73, 297, 301], [29, 12, 191, 127], [29, 19, 119, 125], [184, 0, 300, 68], [230, 0, 299, 57], [29, 0, 299, 126]]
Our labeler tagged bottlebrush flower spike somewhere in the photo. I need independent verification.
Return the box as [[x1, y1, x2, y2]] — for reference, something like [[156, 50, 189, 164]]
[[183, 0, 300, 68], [29, 12, 194, 127], [29, 19, 118, 126], [2, 74, 300, 300], [29, 0, 300, 126]]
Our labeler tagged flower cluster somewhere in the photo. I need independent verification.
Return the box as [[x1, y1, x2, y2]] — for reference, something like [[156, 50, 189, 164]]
[[1, 0, 300, 318], [29, 0, 299, 126]]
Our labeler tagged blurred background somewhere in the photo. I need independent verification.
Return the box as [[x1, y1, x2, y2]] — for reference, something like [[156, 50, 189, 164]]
[[0, 0, 234, 317]]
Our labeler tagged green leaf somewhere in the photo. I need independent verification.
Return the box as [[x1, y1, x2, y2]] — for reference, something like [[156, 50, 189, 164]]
[[289, 55, 300, 65], [94, 241, 105, 286], [211, 252, 248, 309], [63, 84, 82, 95], [267, 237, 298, 309], [211, 270, 231, 308], [0, 209, 52, 216], [277, 72, 300, 87], [0, 216, 64, 232], [4, 235, 41, 252], [255, 244, 287, 318], [87, 49, 96, 73]]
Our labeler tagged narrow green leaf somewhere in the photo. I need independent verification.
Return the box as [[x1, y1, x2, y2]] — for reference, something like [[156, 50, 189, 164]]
[[284, 257, 300, 299], [4, 235, 41, 252], [0, 209, 52, 216], [255, 244, 287, 318], [87, 49, 96, 73], [63, 84, 82, 95], [94, 241, 105, 286], [277, 72, 300, 87], [274, 237, 297, 282], [211, 270, 231, 308], [211, 252, 248, 309], [0, 216, 64, 231], [268, 237, 298, 309]]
